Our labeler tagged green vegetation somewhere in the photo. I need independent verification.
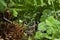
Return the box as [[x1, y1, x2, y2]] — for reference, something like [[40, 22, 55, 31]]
[[0, 0, 60, 40]]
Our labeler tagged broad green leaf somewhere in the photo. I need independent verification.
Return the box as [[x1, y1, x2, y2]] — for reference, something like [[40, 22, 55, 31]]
[[46, 16, 55, 26]]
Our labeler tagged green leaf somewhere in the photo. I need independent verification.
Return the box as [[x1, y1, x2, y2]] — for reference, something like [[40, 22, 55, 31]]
[[38, 22, 46, 31], [48, 0, 51, 5], [34, 0, 37, 7], [0, 0, 7, 11], [13, 9, 18, 17], [40, 0, 45, 6], [0, 0, 7, 7], [35, 32, 43, 39]]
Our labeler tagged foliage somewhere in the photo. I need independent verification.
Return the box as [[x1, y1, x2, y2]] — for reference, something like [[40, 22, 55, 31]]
[[0, 0, 60, 40], [35, 16, 60, 40]]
